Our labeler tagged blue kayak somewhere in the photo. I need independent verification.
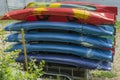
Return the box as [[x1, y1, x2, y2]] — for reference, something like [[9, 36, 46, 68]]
[[4, 21, 114, 36], [6, 32, 112, 49], [6, 43, 112, 61], [16, 53, 111, 70]]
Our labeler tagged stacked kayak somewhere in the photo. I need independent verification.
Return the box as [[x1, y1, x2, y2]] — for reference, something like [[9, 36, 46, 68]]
[[17, 52, 111, 70], [1, 7, 116, 25], [26, 2, 117, 14], [1, 2, 117, 70]]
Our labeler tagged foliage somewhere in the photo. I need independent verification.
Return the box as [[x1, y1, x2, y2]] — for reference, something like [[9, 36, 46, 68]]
[[115, 21, 120, 28], [0, 27, 45, 80], [91, 70, 116, 78]]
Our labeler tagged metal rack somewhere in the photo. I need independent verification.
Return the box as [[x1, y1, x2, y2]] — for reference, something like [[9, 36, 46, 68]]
[[42, 63, 90, 80], [21, 26, 90, 80]]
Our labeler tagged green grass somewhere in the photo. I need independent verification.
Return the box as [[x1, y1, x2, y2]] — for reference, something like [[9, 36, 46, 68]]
[[0, 16, 18, 27], [0, 20, 17, 27], [115, 21, 120, 27], [91, 70, 116, 79]]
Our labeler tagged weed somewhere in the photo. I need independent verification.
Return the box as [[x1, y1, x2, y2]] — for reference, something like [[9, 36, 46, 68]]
[[0, 24, 45, 80], [91, 70, 116, 78]]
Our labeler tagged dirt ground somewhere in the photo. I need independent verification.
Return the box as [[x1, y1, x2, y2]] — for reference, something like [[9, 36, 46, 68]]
[[91, 23, 120, 80], [110, 26, 120, 80]]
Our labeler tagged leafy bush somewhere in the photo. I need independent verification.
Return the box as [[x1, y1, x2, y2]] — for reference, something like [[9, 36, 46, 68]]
[[0, 28, 45, 80]]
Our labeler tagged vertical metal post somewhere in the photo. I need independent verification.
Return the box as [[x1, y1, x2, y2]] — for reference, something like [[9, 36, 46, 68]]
[[21, 28, 28, 72], [72, 68, 73, 77], [5, 0, 9, 11], [84, 69, 89, 80], [24, 0, 26, 6]]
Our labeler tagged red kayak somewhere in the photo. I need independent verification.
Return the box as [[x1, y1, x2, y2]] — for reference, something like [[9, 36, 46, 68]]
[[61, 2, 117, 15], [1, 8, 116, 25], [25, 2, 117, 15]]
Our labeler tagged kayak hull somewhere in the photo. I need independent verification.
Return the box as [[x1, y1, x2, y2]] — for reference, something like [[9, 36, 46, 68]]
[[16, 52, 111, 70], [4, 21, 115, 36], [6, 43, 112, 61], [61, 2, 118, 15], [6, 32, 113, 49], [25, 2, 117, 15], [1, 8, 116, 25]]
